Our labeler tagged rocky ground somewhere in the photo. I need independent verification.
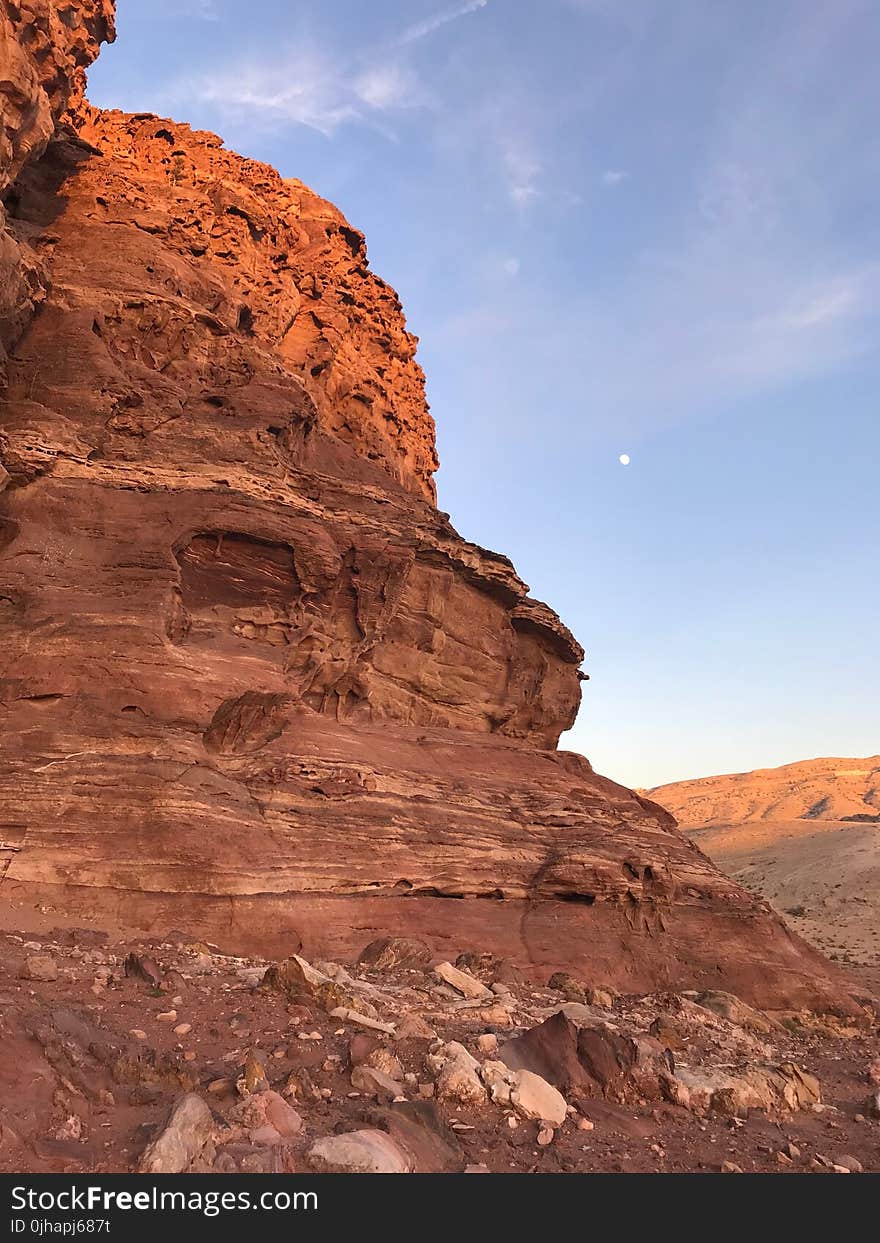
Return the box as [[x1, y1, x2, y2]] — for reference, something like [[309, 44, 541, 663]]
[[1, 916, 878, 1175]]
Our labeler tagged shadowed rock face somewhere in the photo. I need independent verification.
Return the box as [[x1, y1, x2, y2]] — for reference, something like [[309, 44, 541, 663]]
[[0, 4, 857, 1012]]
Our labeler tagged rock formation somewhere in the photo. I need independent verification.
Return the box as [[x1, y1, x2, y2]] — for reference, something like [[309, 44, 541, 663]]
[[0, 1, 115, 383], [0, 3, 857, 1012]]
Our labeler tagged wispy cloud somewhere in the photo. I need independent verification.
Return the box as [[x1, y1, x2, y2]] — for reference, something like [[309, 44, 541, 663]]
[[123, 0, 880, 385], [165, 3, 489, 139], [172, 40, 421, 138], [502, 140, 542, 205], [354, 64, 415, 110], [397, 0, 490, 47], [430, 3, 880, 440], [158, 0, 219, 19], [180, 50, 356, 136], [163, 0, 539, 210]]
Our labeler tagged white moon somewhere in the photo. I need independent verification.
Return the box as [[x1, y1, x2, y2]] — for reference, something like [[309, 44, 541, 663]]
[[619, 453, 631, 466]]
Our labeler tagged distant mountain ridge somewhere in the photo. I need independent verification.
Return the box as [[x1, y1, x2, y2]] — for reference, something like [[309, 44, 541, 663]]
[[650, 755, 880, 826]]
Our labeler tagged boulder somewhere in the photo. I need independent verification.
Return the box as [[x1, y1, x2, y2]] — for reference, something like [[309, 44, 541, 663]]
[[434, 962, 493, 1001], [230, 1090, 303, 1144], [307, 1129, 413, 1174], [138, 1094, 214, 1174], [509, 1069, 567, 1126], [359, 1101, 465, 1173], [665, 1061, 821, 1117], [350, 1065, 405, 1100], [358, 938, 431, 970], [262, 956, 376, 1017], [21, 956, 58, 982], [437, 1059, 487, 1107], [834, 1154, 863, 1173], [500, 1011, 668, 1102], [691, 990, 782, 1035], [480, 1060, 516, 1105]]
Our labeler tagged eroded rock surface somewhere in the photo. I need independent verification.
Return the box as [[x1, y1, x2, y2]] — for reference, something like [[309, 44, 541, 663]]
[[0, 1, 115, 379], [0, 3, 858, 1012]]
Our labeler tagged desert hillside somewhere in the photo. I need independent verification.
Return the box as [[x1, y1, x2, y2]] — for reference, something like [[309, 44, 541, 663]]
[[650, 755, 880, 826], [649, 757, 880, 967], [689, 817, 880, 966]]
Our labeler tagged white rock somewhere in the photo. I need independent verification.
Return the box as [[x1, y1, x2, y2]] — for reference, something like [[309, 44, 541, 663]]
[[480, 1059, 516, 1105], [329, 1007, 396, 1035], [139, 1094, 214, 1174], [307, 1129, 413, 1174], [437, 1058, 487, 1107], [556, 1002, 609, 1027], [434, 961, 493, 1000], [425, 1039, 479, 1077], [440, 1040, 481, 1069], [510, 1069, 567, 1126]]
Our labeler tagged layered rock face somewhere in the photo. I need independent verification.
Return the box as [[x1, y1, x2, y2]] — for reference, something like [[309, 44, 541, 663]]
[[0, 4, 855, 1011]]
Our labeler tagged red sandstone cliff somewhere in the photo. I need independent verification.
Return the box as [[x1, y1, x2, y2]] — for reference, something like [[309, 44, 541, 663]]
[[0, 3, 857, 1012]]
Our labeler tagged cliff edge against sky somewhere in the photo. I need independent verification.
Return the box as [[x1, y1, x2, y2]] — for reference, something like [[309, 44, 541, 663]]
[[0, 2, 857, 1013]]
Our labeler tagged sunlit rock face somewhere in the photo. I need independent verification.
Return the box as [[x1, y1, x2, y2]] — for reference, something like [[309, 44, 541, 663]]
[[0, 3, 856, 1012], [0, 1, 116, 380]]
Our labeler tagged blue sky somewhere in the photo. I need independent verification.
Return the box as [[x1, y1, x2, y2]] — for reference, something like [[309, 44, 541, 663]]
[[88, 1, 880, 787]]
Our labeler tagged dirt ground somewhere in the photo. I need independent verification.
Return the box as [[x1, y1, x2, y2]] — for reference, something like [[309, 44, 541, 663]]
[[1, 895, 878, 1176]]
